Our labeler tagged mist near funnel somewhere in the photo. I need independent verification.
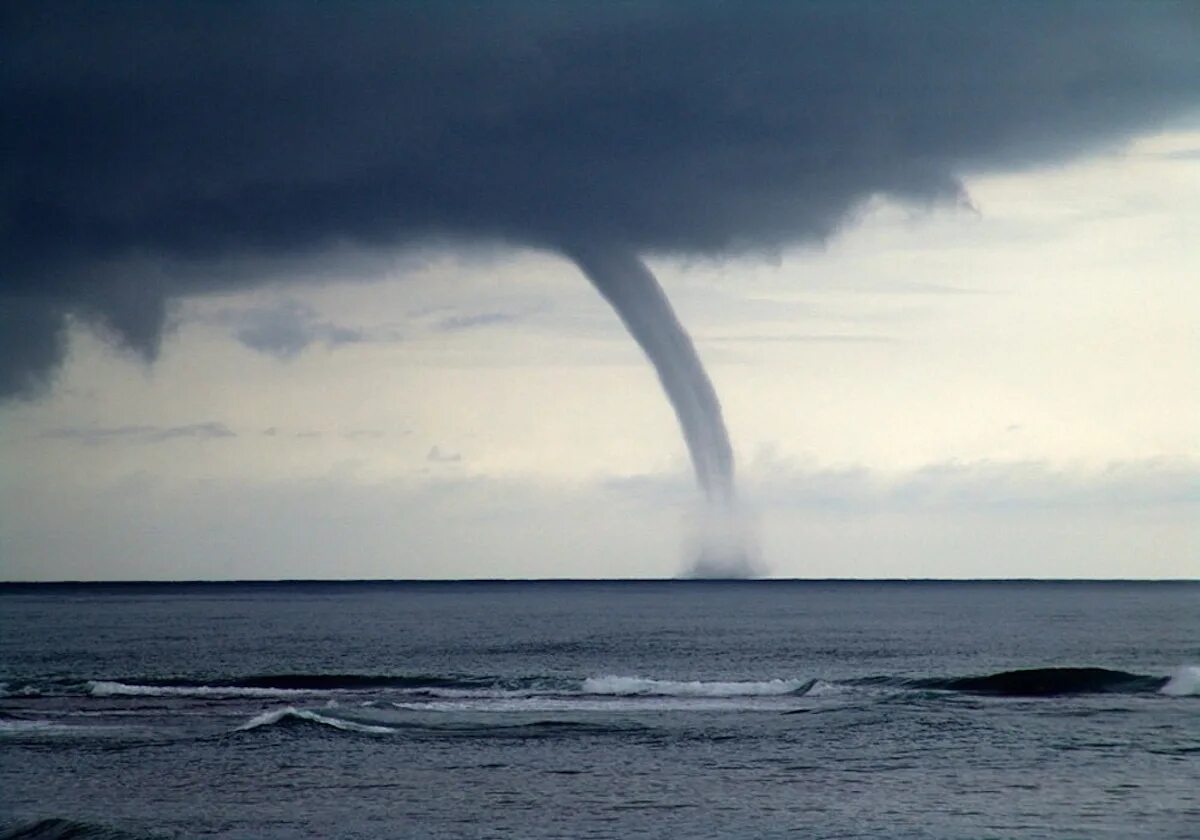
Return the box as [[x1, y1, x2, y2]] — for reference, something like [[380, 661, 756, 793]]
[[566, 244, 761, 577], [684, 509, 764, 580]]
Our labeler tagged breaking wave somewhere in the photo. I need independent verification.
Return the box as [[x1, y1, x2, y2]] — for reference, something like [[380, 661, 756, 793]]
[[0, 717, 129, 737], [1160, 666, 1200, 697], [87, 681, 310, 699], [80, 674, 522, 699], [0, 719, 55, 735], [66, 673, 825, 701], [234, 707, 644, 737], [189, 674, 500, 691], [236, 707, 396, 734], [581, 676, 818, 697], [0, 683, 44, 698], [6, 667, 1193, 707]]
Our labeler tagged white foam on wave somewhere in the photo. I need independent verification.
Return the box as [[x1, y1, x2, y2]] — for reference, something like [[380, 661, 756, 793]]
[[799, 679, 847, 697], [0, 718, 54, 734], [0, 718, 127, 736], [236, 706, 395, 734], [396, 687, 538, 700], [88, 680, 308, 699], [0, 683, 42, 698], [1160, 666, 1200, 697], [388, 696, 775, 713], [581, 675, 815, 697]]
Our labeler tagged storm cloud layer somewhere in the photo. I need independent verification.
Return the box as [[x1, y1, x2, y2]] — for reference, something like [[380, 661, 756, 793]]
[[2, 1, 1199, 397]]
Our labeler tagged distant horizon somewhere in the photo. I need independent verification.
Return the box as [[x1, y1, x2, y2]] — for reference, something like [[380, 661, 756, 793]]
[[2, 577, 1195, 587]]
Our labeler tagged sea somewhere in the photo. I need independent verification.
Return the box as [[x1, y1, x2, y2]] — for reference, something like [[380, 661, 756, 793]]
[[1, 580, 1197, 839]]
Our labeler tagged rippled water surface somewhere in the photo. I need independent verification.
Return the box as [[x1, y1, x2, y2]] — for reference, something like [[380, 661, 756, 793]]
[[1, 580, 1197, 838]]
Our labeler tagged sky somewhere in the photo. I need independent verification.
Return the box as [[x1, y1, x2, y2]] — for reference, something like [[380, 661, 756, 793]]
[[2, 2, 1198, 580]]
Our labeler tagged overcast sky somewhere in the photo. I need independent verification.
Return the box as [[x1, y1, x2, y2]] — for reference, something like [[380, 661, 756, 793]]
[[2, 2, 1197, 580]]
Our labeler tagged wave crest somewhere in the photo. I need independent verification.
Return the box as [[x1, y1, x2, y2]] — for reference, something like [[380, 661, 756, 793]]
[[87, 681, 309, 699], [0, 719, 54, 734], [1160, 666, 1200, 696], [581, 675, 816, 697], [236, 707, 396, 734]]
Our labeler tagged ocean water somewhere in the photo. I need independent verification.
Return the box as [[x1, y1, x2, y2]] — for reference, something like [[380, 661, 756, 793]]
[[1, 580, 1197, 839]]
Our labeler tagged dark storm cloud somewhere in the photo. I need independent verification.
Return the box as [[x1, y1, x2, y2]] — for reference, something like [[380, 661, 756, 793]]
[[2, 0, 1198, 397]]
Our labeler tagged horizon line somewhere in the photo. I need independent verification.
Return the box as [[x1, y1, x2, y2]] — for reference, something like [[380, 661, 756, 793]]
[[1, 577, 1195, 586]]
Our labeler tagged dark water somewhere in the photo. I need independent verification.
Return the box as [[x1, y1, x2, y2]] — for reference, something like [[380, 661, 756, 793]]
[[1, 581, 1197, 839]]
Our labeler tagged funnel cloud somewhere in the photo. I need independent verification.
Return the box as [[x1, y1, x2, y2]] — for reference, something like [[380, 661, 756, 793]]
[[566, 244, 733, 506], [566, 243, 749, 574]]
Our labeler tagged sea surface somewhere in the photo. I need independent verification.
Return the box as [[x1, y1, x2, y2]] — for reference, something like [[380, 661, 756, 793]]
[[1, 580, 1197, 839]]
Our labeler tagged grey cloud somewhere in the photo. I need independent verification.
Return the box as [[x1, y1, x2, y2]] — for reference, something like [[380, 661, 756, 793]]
[[343, 429, 386, 440], [214, 300, 364, 359], [913, 460, 1200, 510], [605, 457, 1200, 513], [427, 446, 462, 464], [251, 427, 389, 440], [42, 422, 236, 445], [751, 458, 1200, 512], [436, 312, 524, 333], [839, 282, 988, 297], [3, 1, 1198, 397], [706, 333, 898, 345]]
